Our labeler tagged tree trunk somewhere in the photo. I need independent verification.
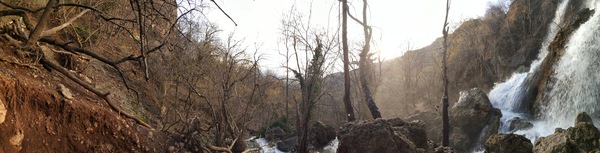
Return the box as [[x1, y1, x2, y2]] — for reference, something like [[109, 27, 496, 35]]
[[341, 0, 356, 122], [286, 48, 290, 116], [441, 0, 451, 147], [359, 77, 381, 118], [356, 0, 381, 119], [298, 97, 312, 153], [26, 0, 58, 46]]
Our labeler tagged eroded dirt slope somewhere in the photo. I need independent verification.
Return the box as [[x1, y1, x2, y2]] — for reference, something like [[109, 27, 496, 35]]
[[0, 46, 174, 152]]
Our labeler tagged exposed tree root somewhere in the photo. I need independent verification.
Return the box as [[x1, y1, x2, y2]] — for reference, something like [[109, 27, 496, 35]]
[[242, 148, 259, 153], [39, 46, 153, 130], [0, 19, 154, 130], [207, 144, 232, 153], [0, 56, 39, 71], [207, 144, 258, 153]]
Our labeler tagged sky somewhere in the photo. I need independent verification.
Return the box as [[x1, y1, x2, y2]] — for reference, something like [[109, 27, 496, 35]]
[[201, 0, 503, 73]]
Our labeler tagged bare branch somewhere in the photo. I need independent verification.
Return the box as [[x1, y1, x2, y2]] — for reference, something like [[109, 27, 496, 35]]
[[207, 144, 232, 153], [41, 9, 91, 37], [0, 1, 35, 12], [210, 0, 237, 26]]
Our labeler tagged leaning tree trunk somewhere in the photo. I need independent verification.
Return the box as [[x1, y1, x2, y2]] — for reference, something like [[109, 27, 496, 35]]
[[26, 0, 58, 46], [356, 0, 381, 119], [359, 67, 381, 119]]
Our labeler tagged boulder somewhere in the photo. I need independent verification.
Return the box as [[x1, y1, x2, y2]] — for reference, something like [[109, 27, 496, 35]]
[[0, 99, 6, 125], [450, 88, 502, 152], [406, 110, 442, 143], [533, 129, 578, 153], [566, 117, 600, 152], [57, 84, 73, 99], [575, 112, 593, 124], [534, 112, 600, 153], [484, 134, 532, 153], [265, 127, 286, 141], [434, 146, 456, 153], [508, 117, 534, 132], [308, 121, 336, 148], [337, 118, 433, 153], [276, 136, 297, 152], [396, 120, 428, 149], [9, 130, 24, 151]]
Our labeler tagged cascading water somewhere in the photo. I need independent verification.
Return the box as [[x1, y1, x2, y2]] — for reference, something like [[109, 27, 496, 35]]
[[489, 0, 600, 143], [487, 0, 570, 141], [538, 0, 600, 127]]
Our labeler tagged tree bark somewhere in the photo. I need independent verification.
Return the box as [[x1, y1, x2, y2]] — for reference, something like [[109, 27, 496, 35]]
[[341, 0, 356, 122], [441, 0, 451, 147], [41, 9, 90, 37], [26, 0, 58, 46], [355, 0, 381, 119]]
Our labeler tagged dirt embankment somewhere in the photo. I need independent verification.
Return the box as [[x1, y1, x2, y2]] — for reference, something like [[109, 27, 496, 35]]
[[0, 50, 174, 152]]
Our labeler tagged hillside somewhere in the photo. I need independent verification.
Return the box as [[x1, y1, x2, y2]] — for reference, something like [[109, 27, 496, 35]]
[[0, 0, 289, 152], [0, 0, 585, 152], [0, 49, 171, 152], [333, 0, 565, 145], [373, 0, 560, 119]]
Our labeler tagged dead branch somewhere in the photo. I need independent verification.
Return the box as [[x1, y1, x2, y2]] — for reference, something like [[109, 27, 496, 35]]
[[0, 9, 34, 31], [0, 9, 26, 17], [41, 9, 90, 37], [130, 0, 150, 81], [210, 0, 237, 26], [39, 37, 116, 65], [207, 136, 258, 153], [242, 148, 259, 153], [40, 46, 108, 97], [1, 33, 22, 45], [0, 1, 36, 13], [227, 136, 239, 151], [39, 45, 153, 129], [0, 55, 38, 70], [207, 144, 232, 153]]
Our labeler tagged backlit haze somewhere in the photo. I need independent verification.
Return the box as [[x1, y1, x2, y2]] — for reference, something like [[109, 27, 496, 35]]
[[202, 0, 504, 74]]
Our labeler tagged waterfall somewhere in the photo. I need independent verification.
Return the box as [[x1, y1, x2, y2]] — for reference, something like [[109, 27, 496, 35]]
[[538, 0, 600, 129], [487, 0, 571, 141], [489, 73, 529, 133]]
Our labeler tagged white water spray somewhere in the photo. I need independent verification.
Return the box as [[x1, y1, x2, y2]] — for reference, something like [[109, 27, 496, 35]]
[[487, 0, 571, 141], [538, 0, 600, 130]]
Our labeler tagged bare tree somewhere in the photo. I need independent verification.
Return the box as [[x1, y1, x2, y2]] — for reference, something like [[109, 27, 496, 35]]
[[441, 0, 451, 147], [340, 0, 356, 122], [346, 0, 381, 119], [280, 4, 341, 151], [289, 38, 325, 153]]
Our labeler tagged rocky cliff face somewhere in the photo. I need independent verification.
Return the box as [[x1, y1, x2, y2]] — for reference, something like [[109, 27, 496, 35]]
[[532, 0, 596, 116]]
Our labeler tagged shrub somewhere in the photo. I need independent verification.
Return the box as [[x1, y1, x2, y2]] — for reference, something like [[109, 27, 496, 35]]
[[258, 115, 294, 137]]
